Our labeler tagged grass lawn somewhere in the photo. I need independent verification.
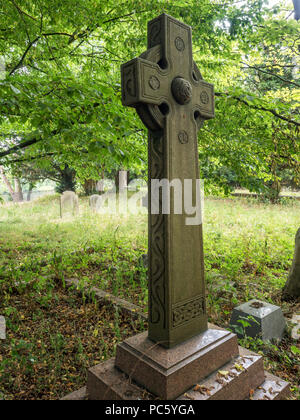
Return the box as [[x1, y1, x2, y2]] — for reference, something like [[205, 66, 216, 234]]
[[0, 194, 299, 399]]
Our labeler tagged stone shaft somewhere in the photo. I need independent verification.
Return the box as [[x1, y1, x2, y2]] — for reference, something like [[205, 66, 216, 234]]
[[121, 14, 215, 347]]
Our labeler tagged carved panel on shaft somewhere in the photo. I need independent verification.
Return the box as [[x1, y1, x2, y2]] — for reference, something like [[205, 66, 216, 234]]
[[173, 297, 206, 328], [148, 130, 166, 329]]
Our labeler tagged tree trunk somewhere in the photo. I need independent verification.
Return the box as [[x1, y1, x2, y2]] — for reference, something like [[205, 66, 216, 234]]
[[283, 228, 300, 300], [0, 166, 17, 202], [14, 178, 23, 202], [27, 183, 34, 201], [96, 180, 104, 193], [56, 165, 76, 193], [83, 179, 97, 195]]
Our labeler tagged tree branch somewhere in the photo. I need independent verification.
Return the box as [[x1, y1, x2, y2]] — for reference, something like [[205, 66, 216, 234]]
[[6, 152, 58, 164], [215, 92, 300, 127], [0, 137, 43, 159], [9, 36, 40, 75], [9, 0, 38, 22], [242, 62, 300, 88]]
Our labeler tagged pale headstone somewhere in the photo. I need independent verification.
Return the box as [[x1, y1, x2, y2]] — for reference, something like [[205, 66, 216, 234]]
[[0, 316, 6, 340], [121, 13, 214, 348], [291, 314, 300, 340], [96, 180, 104, 193], [89, 194, 102, 212], [230, 299, 286, 342], [60, 191, 79, 217], [142, 192, 148, 209], [119, 171, 128, 193]]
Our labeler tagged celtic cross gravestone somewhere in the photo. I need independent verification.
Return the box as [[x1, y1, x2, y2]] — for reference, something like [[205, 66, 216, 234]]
[[81, 14, 290, 401], [121, 13, 214, 347]]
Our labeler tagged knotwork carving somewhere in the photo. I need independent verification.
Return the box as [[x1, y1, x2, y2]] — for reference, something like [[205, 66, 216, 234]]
[[173, 297, 205, 328], [171, 77, 193, 105], [149, 131, 166, 327]]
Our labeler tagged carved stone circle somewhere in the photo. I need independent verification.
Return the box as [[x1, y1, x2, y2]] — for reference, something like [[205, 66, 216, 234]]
[[200, 90, 209, 105], [149, 75, 160, 90], [178, 130, 189, 144], [175, 36, 185, 51], [171, 77, 192, 105]]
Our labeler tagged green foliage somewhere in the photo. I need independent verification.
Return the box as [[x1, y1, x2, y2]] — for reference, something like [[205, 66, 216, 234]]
[[0, 0, 298, 194], [0, 194, 299, 398]]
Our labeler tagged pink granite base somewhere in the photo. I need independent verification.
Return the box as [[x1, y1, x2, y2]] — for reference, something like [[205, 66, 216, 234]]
[[88, 329, 239, 400], [64, 330, 290, 401]]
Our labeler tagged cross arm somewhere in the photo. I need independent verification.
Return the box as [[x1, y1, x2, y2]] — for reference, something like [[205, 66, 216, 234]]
[[121, 58, 169, 108], [192, 80, 215, 120]]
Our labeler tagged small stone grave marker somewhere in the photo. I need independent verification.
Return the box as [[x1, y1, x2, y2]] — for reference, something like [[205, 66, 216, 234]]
[[60, 191, 79, 217], [230, 299, 286, 342], [89, 194, 102, 212], [291, 314, 300, 341]]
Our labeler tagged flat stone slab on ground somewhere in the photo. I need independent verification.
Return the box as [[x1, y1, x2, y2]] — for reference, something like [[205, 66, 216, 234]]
[[61, 387, 87, 401], [230, 299, 286, 341], [0, 316, 6, 340]]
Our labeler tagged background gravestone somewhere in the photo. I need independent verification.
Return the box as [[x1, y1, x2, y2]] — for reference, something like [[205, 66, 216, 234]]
[[230, 299, 286, 342], [89, 195, 102, 212], [291, 314, 300, 340], [60, 191, 79, 217], [118, 170, 128, 193]]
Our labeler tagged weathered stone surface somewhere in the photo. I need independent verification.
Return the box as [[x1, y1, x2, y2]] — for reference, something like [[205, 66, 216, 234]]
[[179, 347, 264, 401], [230, 299, 286, 342], [84, 348, 289, 401], [291, 314, 300, 340], [89, 194, 102, 212], [141, 193, 148, 209], [0, 316, 5, 340], [121, 13, 215, 348], [60, 191, 79, 217], [87, 358, 154, 401], [80, 13, 291, 403], [248, 372, 291, 401], [115, 329, 239, 399], [60, 387, 87, 400]]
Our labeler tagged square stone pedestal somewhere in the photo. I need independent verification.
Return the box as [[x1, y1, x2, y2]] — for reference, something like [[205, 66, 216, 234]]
[[87, 328, 242, 400], [63, 326, 290, 401], [230, 299, 286, 342]]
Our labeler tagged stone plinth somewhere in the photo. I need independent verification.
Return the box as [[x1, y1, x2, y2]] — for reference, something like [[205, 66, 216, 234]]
[[88, 329, 239, 400], [82, 346, 290, 401], [230, 300, 286, 342], [63, 325, 290, 401]]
